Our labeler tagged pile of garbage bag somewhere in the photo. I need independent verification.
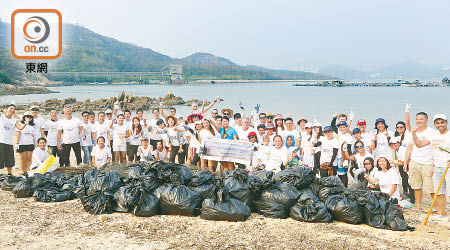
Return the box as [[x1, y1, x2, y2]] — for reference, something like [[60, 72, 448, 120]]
[[0, 164, 413, 231]]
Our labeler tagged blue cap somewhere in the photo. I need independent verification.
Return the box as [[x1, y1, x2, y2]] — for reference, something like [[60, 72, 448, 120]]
[[352, 128, 361, 134], [374, 118, 388, 129], [337, 121, 348, 127], [323, 126, 334, 133]]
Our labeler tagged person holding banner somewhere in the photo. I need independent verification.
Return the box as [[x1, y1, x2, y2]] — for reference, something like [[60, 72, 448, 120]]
[[199, 119, 219, 172], [218, 116, 238, 171]]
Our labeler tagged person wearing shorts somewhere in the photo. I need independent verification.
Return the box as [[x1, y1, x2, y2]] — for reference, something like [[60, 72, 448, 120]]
[[430, 114, 450, 220], [16, 111, 36, 174], [404, 112, 437, 210], [109, 114, 129, 163], [0, 104, 26, 175]]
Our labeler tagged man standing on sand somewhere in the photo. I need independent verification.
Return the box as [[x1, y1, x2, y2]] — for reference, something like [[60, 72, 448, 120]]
[[44, 109, 64, 166], [30, 105, 45, 144], [404, 112, 437, 211], [57, 105, 86, 166], [0, 104, 26, 175], [430, 114, 450, 221]]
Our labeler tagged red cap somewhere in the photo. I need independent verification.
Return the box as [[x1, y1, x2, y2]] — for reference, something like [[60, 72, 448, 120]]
[[357, 119, 366, 125], [248, 131, 257, 137]]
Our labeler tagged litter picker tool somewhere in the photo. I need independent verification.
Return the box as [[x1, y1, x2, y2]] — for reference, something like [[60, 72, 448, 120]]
[[424, 147, 450, 226]]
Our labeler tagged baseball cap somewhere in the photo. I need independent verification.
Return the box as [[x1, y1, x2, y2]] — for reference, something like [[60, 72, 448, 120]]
[[105, 109, 113, 114], [374, 118, 388, 129], [304, 122, 312, 128], [323, 126, 333, 133], [257, 124, 266, 130], [357, 119, 366, 125], [352, 128, 361, 134], [389, 137, 400, 144], [140, 136, 149, 141], [433, 114, 447, 122], [30, 105, 39, 111], [248, 131, 257, 137], [337, 121, 348, 127], [313, 121, 322, 127], [23, 111, 33, 117]]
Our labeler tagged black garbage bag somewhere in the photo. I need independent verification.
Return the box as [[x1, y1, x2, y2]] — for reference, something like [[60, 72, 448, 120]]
[[255, 200, 289, 219], [153, 184, 171, 199], [155, 162, 193, 184], [273, 166, 315, 190], [355, 190, 386, 228], [325, 194, 364, 224], [384, 201, 409, 231], [224, 169, 253, 207], [43, 172, 74, 188], [1, 175, 23, 191], [187, 171, 216, 200], [113, 185, 140, 212], [260, 183, 300, 208], [318, 176, 346, 201], [33, 187, 75, 202], [13, 178, 34, 198], [73, 169, 101, 196], [200, 180, 251, 222], [81, 191, 114, 215], [159, 184, 201, 216], [60, 175, 81, 192], [87, 171, 123, 196], [201, 197, 251, 222], [133, 192, 159, 217], [290, 188, 332, 223], [248, 170, 274, 198]]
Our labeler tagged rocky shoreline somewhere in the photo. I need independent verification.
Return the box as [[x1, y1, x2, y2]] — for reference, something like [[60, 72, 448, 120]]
[[0, 84, 56, 96], [3, 91, 209, 113]]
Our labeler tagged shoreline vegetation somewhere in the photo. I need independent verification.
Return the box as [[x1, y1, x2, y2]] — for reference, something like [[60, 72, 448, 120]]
[[1, 91, 207, 113]]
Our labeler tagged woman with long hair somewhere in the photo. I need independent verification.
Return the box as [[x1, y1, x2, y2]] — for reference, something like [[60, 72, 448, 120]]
[[312, 121, 324, 174], [15, 111, 36, 174], [199, 119, 219, 172], [366, 156, 400, 199], [300, 122, 314, 169], [128, 117, 144, 162], [109, 114, 130, 163], [266, 135, 288, 172], [166, 116, 188, 164], [370, 118, 394, 159], [274, 114, 285, 135]]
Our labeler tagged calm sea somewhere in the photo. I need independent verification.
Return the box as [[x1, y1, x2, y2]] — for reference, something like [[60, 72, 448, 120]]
[[2, 82, 449, 129]]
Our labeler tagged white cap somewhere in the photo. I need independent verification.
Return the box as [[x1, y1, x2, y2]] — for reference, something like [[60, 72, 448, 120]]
[[304, 122, 312, 128], [433, 114, 447, 122], [105, 109, 113, 114], [313, 121, 322, 127], [30, 105, 39, 111], [389, 137, 400, 144], [24, 111, 33, 116]]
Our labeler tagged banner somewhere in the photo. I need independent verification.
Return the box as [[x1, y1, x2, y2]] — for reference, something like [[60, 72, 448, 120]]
[[200, 139, 254, 165]]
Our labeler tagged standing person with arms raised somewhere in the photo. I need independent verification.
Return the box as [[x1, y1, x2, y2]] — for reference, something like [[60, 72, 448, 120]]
[[57, 105, 86, 166], [404, 112, 437, 211]]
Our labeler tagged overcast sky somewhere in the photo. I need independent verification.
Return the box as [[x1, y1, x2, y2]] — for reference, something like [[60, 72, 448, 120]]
[[2, 0, 450, 71]]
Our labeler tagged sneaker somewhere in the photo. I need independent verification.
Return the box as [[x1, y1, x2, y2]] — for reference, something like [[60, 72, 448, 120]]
[[430, 215, 448, 222]]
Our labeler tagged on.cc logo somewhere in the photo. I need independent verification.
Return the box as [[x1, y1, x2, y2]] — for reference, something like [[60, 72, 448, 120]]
[[23, 16, 50, 44]]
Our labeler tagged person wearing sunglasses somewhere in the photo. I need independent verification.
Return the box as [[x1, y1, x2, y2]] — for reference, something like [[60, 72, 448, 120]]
[[347, 140, 373, 170], [211, 109, 219, 119], [349, 156, 375, 191], [394, 121, 412, 148]]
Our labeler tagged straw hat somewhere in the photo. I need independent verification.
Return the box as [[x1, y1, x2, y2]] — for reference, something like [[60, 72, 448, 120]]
[[165, 115, 178, 125], [221, 108, 234, 117]]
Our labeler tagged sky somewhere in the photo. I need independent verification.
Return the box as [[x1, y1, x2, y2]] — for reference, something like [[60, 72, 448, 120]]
[[2, 0, 450, 72]]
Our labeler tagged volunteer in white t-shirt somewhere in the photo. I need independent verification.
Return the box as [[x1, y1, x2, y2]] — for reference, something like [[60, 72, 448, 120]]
[[265, 135, 288, 173], [93, 112, 110, 146], [15, 111, 36, 174], [235, 118, 255, 141], [367, 156, 400, 199], [128, 117, 144, 162], [371, 118, 394, 160], [57, 105, 86, 167], [404, 112, 437, 211], [80, 111, 95, 165], [30, 137, 50, 171], [137, 137, 154, 162], [91, 136, 112, 167], [109, 114, 129, 164], [199, 119, 219, 172], [0, 104, 26, 175], [313, 126, 339, 178], [430, 114, 450, 220], [44, 109, 64, 166], [280, 118, 301, 147], [148, 108, 163, 149], [300, 122, 314, 168], [153, 141, 168, 162], [30, 106, 45, 144]]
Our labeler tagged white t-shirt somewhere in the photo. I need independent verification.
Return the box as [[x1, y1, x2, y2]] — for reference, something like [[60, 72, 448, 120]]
[[44, 119, 60, 146], [256, 144, 272, 166], [138, 145, 153, 161], [112, 123, 128, 146], [105, 118, 115, 137], [58, 118, 82, 144], [280, 129, 301, 145], [399, 132, 413, 148], [33, 116, 45, 143], [153, 149, 168, 161], [30, 147, 50, 170], [236, 127, 255, 142], [266, 146, 288, 173], [17, 125, 35, 145], [355, 152, 374, 170], [319, 137, 339, 165], [149, 118, 163, 140], [0, 114, 17, 145], [431, 130, 450, 170], [124, 120, 132, 143], [129, 128, 143, 146], [80, 122, 94, 147], [93, 122, 110, 142], [373, 130, 395, 159], [371, 169, 400, 199], [411, 127, 437, 165], [199, 129, 217, 143], [91, 145, 111, 166]]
